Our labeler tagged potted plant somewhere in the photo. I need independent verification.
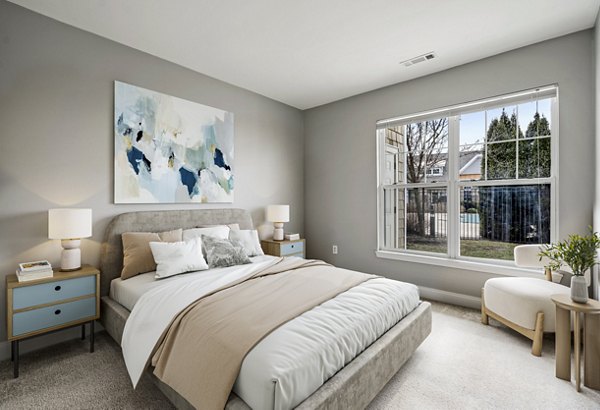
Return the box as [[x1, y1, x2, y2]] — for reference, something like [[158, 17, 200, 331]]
[[539, 229, 600, 303]]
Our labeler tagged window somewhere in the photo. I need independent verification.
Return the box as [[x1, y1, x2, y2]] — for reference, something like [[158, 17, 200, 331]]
[[426, 167, 444, 176], [377, 86, 557, 266]]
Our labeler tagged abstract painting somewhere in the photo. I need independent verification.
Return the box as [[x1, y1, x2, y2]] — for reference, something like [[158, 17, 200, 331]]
[[114, 81, 234, 203]]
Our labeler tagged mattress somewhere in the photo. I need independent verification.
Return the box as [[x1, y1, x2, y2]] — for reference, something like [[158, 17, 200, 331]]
[[111, 257, 420, 410]]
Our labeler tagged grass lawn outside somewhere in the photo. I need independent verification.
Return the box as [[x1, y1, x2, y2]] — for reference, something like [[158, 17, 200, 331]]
[[407, 239, 517, 261]]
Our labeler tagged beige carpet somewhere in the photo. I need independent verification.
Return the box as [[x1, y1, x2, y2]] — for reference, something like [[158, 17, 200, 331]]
[[1, 302, 599, 409], [369, 302, 600, 409], [0, 332, 173, 409]]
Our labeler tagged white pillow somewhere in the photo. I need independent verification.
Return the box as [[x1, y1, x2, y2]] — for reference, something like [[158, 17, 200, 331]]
[[183, 226, 230, 241], [229, 229, 264, 257], [199, 223, 240, 231], [149, 237, 208, 279]]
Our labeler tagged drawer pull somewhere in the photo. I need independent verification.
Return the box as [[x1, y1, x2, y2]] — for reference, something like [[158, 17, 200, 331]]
[[55, 285, 62, 291], [291, 245, 295, 248], [54, 309, 61, 315]]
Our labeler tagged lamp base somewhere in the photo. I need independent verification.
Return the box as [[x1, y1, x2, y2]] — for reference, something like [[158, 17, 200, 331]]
[[60, 239, 82, 271], [273, 222, 285, 241]]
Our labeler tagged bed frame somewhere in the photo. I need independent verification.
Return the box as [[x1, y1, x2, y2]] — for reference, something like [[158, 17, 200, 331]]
[[99, 209, 432, 409]]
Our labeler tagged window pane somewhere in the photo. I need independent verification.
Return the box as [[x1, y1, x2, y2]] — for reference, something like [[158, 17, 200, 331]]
[[460, 111, 485, 147], [383, 127, 405, 184], [518, 137, 551, 178], [484, 141, 516, 180], [519, 99, 552, 138], [383, 187, 403, 249], [518, 101, 537, 136], [459, 143, 483, 181], [459, 185, 551, 261], [406, 187, 447, 254], [382, 144, 402, 185], [402, 118, 448, 183], [384, 126, 404, 148], [486, 106, 518, 141], [404, 151, 426, 183], [405, 119, 448, 152], [405, 148, 448, 183], [536, 98, 552, 135]]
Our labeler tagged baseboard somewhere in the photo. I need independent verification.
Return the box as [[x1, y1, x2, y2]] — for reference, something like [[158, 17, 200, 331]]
[[418, 286, 481, 310]]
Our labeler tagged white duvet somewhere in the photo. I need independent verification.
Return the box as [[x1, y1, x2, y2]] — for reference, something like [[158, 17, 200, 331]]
[[118, 256, 420, 410]]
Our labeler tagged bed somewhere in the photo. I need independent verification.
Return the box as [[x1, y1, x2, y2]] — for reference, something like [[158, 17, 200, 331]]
[[99, 209, 431, 409]]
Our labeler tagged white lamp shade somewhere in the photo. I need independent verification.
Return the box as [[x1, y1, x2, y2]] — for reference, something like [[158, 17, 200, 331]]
[[266, 205, 289, 223], [48, 208, 92, 239], [514, 244, 549, 268]]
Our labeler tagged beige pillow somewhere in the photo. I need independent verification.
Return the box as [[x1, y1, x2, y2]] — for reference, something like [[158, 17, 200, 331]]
[[121, 229, 182, 280]]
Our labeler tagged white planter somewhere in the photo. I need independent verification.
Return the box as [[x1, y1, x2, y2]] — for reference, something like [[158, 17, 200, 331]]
[[571, 275, 589, 303]]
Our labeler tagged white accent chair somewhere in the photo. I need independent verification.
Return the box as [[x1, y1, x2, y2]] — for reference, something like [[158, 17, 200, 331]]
[[481, 244, 570, 356]]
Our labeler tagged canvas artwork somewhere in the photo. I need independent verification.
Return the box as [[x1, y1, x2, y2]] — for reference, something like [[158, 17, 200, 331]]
[[114, 81, 234, 203]]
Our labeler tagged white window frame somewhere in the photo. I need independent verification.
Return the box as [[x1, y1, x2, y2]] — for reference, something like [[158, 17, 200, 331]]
[[375, 85, 559, 277]]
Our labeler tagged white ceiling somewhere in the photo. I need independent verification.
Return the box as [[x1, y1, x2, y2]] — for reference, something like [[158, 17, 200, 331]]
[[8, 0, 600, 109]]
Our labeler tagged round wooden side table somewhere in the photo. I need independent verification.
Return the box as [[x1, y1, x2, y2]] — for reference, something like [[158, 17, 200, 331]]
[[551, 294, 600, 392]]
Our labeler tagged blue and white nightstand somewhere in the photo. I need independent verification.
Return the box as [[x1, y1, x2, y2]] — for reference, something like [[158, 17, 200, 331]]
[[261, 238, 305, 258], [5, 265, 100, 378]]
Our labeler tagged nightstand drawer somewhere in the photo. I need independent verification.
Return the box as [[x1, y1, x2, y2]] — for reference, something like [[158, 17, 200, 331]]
[[12, 297, 96, 337], [280, 241, 304, 256], [13, 276, 96, 310]]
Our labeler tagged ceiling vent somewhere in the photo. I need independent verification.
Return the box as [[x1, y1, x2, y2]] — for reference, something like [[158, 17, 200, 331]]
[[401, 52, 436, 67]]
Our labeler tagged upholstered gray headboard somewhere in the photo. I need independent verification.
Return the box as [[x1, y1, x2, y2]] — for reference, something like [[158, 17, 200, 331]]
[[98, 209, 254, 297]]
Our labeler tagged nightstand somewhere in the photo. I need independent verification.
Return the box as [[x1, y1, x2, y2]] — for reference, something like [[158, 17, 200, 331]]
[[552, 294, 600, 392], [6, 265, 100, 378], [261, 238, 305, 258]]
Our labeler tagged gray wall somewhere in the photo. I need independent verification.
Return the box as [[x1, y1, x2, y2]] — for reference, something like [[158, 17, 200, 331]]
[[304, 30, 595, 301], [0, 2, 303, 355]]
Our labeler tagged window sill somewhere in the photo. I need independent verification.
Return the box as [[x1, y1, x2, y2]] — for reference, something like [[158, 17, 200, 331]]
[[375, 250, 545, 278]]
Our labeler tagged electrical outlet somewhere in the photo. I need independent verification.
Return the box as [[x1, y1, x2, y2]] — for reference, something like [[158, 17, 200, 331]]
[[332, 245, 338, 254]]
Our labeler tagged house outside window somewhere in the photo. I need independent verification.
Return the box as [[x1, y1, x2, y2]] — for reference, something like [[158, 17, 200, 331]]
[[426, 167, 444, 176], [377, 86, 557, 267]]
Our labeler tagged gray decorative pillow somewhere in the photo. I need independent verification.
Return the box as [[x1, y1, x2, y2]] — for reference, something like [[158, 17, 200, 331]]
[[202, 235, 252, 268]]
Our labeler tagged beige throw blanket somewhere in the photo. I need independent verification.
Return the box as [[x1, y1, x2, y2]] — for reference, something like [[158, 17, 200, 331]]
[[151, 257, 375, 409]]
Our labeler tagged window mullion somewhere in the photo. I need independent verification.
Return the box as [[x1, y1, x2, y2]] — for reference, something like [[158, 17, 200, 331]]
[[384, 182, 447, 189], [515, 104, 520, 179], [550, 95, 559, 242], [448, 116, 460, 259], [376, 128, 385, 250], [457, 177, 553, 187]]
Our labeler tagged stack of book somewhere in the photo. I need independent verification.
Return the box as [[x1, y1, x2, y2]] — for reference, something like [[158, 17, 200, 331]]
[[285, 233, 300, 241], [16, 260, 54, 282]]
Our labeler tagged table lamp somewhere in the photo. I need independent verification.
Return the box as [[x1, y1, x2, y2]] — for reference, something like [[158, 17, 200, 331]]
[[48, 208, 92, 271], [266, 205, 289, 241]]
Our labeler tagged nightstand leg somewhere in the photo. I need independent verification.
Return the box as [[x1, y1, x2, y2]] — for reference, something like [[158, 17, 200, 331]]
[[555, 306, 571, 381], [574, 312, 581, 392], [10, 341, 14, 362], [90, 320, 95, 353], [12, 341, 19, 378], [81, 324, 86, 340], [584, 313, 600, 389]]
